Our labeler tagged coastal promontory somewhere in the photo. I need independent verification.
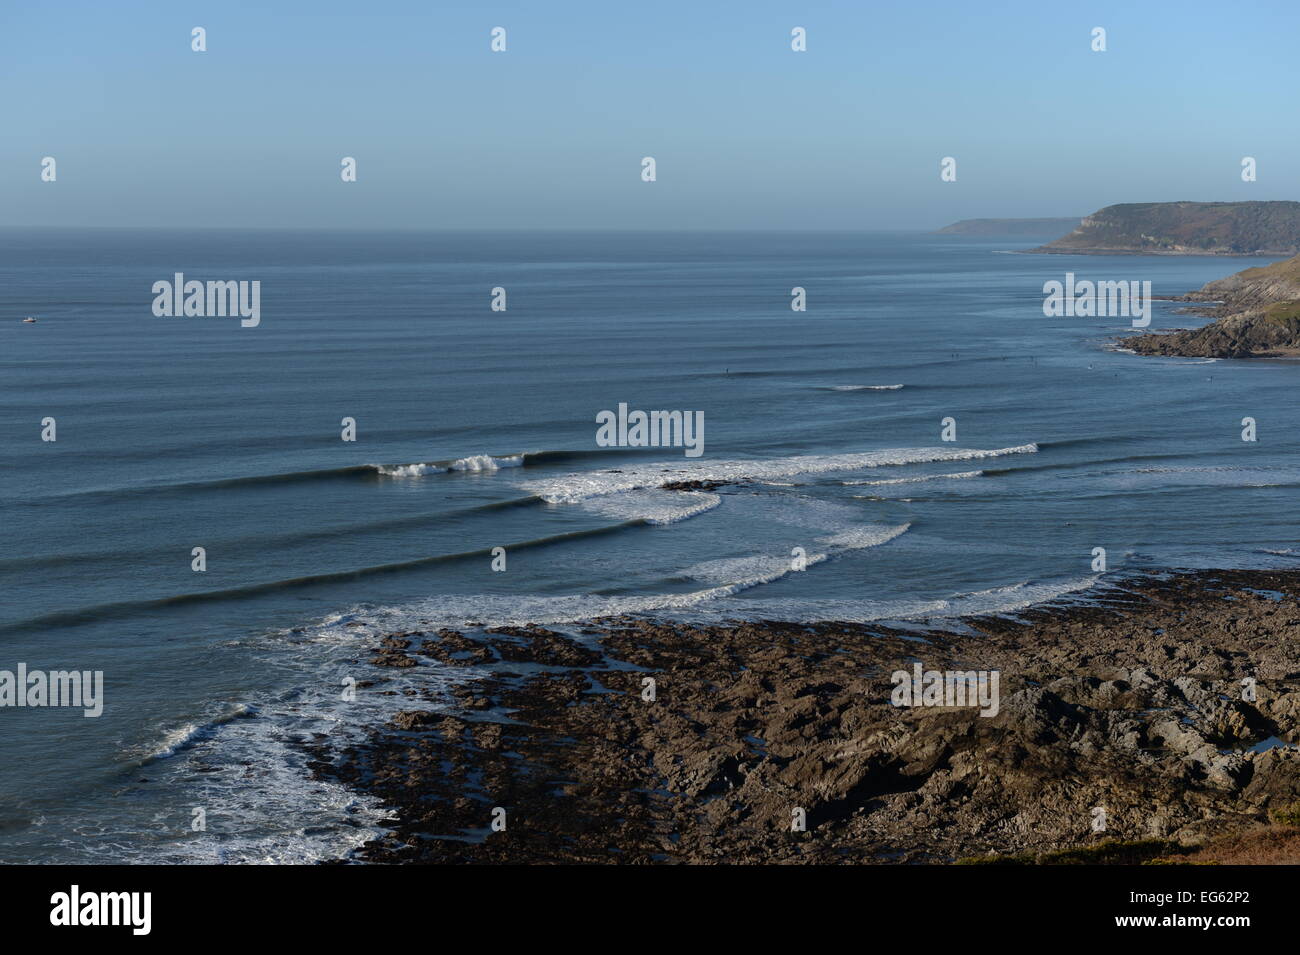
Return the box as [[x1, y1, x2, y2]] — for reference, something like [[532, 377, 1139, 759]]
[[1127, 253, 1300, 358], [1031, 201, 1300, 256]]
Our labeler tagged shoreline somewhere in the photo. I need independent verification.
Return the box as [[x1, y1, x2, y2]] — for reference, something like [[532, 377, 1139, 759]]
[[1124, 253, 1300, 358], [1020, 248, 1292, 257], [310, 567, 1300, 864]]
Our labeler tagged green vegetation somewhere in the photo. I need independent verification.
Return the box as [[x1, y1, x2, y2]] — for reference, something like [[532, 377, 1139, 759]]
[[1269, 801, 1300, 827], [1259, 301, 1300, 335], [1034, 201, 1300, 255], [1236, 255, 1300, 283]]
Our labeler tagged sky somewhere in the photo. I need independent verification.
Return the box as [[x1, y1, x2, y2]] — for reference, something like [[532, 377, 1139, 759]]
[[1, 0, 1298, 230]]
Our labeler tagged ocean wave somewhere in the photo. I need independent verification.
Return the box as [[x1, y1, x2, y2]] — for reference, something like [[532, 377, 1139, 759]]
[[815, 524, 914, 550], [575, 489, 722, 526], [676, 553, 801, 586], [982, 448, 1237, 478], [828, 384, 905, 391], [17, 449, 617, 504], [1133, 465, 1279, 474], [353, 523, 912, 629], [841, 470, 983, 487], [377, 453, 525, 477], [521, 445, 1038, 504], [137, 704, 257, 764], [0, 496, 547, 573], [728, 493, 871, 531], [83, 636, 466, 863], [675, 524, 909, 586], [308, 554, 1109, 640], [1098, 465, 1298, 491], [713, 574, 1104, 624], [0, 523, 643, 635], [373, 448, 625, 477]]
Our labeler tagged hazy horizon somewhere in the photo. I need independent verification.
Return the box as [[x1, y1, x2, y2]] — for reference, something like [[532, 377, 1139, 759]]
[[3, 0, 1297, 230]]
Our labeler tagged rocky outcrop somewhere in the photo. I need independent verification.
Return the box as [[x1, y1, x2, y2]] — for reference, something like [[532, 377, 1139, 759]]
[[1127, 308, 1300, 358], [1126, 254, 1300, 357], [311, 570, 1300, 864], [1186, 252, 1300, 309]]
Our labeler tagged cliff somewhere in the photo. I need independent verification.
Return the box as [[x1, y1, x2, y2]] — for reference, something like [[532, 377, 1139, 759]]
[[1126, 254, 1300, 357], [1031, 201, 1300, 255]]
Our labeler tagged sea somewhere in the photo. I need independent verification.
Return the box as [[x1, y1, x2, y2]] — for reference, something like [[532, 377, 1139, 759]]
[[2, 227, 1297, 862]]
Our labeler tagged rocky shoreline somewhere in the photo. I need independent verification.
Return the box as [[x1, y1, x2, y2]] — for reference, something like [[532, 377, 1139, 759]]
[[311, 569, 1300, 864], [1125, 252, 1300, 358]]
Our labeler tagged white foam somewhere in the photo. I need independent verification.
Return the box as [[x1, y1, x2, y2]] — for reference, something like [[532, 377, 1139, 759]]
[[377, 462, 447, 477], [376, 453, 524, 477], [313, 559, 1094, 642], [1117, 465, 1294, 489], [521, 445, 1038, 504], [139, 704, 257, 763], [678, 553, 800, 586], [59, 621, 478, 865], [714, 574, 1103, 624], [731, 493, 870, 530], [1135, 465, 1275, 474], [815, 524, 914, 550], [842, 470, 983, 487], [451, 453, 523, 471], [359, 523, 911, 629], [148, 723, 203, 761], [576, 489, 722, 526], [680, 524, 910, 588], [830, 384, 905, 391]]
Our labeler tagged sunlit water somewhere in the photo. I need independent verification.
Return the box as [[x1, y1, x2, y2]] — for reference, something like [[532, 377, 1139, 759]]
[[2, 228, 1295, 861]]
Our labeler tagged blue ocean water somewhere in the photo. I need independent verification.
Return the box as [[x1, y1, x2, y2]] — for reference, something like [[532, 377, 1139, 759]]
[[2, 228, 1297, 862]]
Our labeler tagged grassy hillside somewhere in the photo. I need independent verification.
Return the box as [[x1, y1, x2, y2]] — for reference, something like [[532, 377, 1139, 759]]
[[1032, 201, 1300, 255], [1127, 252, 1300, 357]]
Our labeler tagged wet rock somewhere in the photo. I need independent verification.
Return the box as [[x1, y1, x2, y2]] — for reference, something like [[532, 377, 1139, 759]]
[[309, 568, 1300, 864]]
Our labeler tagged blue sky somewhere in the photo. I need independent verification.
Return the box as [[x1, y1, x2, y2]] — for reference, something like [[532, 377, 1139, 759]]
[[2, 0, 1297, 229]]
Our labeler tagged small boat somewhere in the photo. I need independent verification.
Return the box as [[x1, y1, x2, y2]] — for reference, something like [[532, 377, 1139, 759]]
[[21, 317, 36, 323]]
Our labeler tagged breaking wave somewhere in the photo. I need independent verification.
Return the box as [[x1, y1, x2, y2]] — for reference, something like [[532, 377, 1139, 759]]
[[574, 489, 722, 526], [841, 470, 984, 487], [377, 453, 525, 477], [521, 445, 1037, 504], [138, 704, 258, 765]]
